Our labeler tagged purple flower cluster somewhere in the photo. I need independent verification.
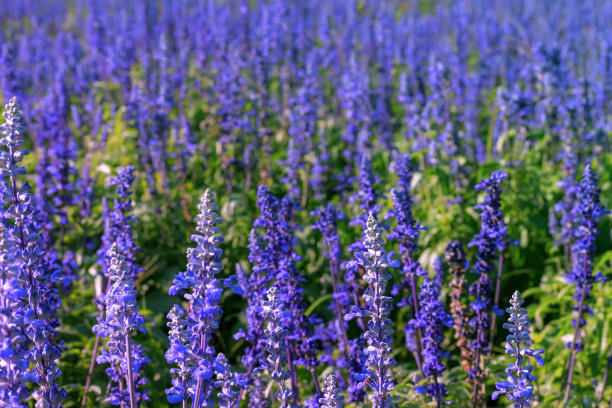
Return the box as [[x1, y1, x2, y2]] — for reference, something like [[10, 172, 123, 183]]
[[413, 278, 454, 405], [167, 190, 241, 406], [467, 170, 508, 402], [1, 1, 612, 407], [214, 354, 244, 408], [311, 204, 350, 357], [345, 215, 399, 408], [0, 97, 66, 407], [236, 186, 313, 402], [93, 243, 149, 407], [387, 155, 427, 371], [564, 165, 609, 347], [0, 224, 32, 407], [319, 375, 345, 408], [562, 165, 609, 404], [492, 291, 545, 407], [100, 166, 143, 280], [469, 171, 510, 272], [388, 187, 427, 355], [258, 287, 296, 408], [84, 165, 143, 403]]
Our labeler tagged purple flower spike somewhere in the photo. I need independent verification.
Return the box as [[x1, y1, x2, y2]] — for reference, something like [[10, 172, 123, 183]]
[[345, 215, 398, 408], [0, 224, 32, 407], [167, 189, 241, 406], [562, 165, 609, 405], [93, 243, 149, 407], [492, 291, 544, 407], [0, 97, 66, 407], [258, 287, 297, 408], [412, 278, 454, 405], [467, 170, 509, 404]]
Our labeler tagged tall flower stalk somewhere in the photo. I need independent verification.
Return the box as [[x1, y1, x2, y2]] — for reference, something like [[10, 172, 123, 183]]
[[387, 154, 427, 373], [562, 165, 609, 405], [413, 278, 454, 407], [311, 204, 350, 356], [345, 215, 399, 408], [259, 287, 296, 408], [467, 170, 508, 406], [0, 96, 66, 407], [167, 190, 241, 407], [84, 166, 141, 406], [492, 291, 545, 407], [236, 186, 310, 402], [0, 224, 32, 407], [93, 243, 149, 407], [388, 187, 426, 373]]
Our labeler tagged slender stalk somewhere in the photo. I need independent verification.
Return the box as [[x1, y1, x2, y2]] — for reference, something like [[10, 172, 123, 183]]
[[310, 369, 322, 397], [125, 336, 136, 408], [489, 253, 504, 353], [598, 344, 612, 405], [472, 347, 481, 408], [562, 255, 588, 406], [286, 341, 299, 400], [409, 269, 424, 374], [81, 334, 101, 407], [83, 272, 113, 407]]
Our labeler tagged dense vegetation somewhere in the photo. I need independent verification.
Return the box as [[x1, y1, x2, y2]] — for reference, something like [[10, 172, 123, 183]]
[[0, 1, 611, 407]]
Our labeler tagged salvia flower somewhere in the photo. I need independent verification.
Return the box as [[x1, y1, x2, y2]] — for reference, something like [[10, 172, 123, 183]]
[[564, 165, 609, 349], [234, 229, 270, 369], [467, 170, 508, 400], [469, 171, 510, 274], [412, 278, 454, 405], [93, 243, 149, 407], [240, 186, 310, 399], [562, 165, 609, 404], [469, 171, 510, 262], [0, 224, 32, 407], [553, 141, 580, 251], [311, 204, 350, 356], [319, 375, 345, 408], [258, 286, 296, 408], [345, 215, 399, 408], [166, 305, 192, 405], [167, 189, 241, 406], [492, 291, 545, 407], [348, 154, 385, 229], [215, 354, 244, 408], [388, 187, 427, 369], [0, 96, 66, 407], [98, 165, 143, 281], [343, 154, 385, 328]]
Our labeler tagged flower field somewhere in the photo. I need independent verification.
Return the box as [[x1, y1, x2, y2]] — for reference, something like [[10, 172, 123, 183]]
[[0, 1, 611, 407]]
